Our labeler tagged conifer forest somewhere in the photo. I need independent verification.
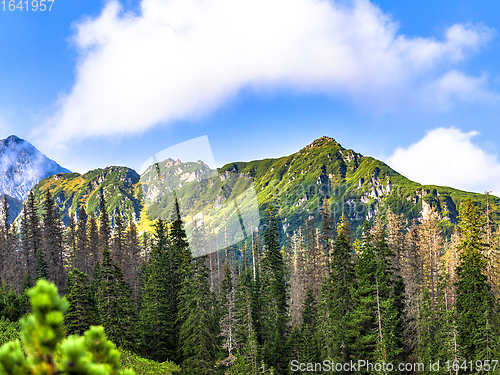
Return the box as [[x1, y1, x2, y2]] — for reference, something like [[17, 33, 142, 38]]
[[0, 187, 500, 374]]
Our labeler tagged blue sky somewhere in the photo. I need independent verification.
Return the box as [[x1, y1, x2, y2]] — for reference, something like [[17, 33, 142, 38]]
[[1, 0, 500, 195]]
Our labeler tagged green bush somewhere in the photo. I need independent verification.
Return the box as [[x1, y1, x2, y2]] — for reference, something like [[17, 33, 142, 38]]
[[118, 349, 180, 374], [0, 318, 20, 347], [0, 279, 135, 375]]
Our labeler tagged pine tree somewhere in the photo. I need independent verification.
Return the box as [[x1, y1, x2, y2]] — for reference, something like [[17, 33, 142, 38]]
[[232, 265, 261, 373], [417, 275, 461, 374], [0, 196, 15, 288], [455, 198, 499, 362], [98, 189, 111, 261], [65, 268, 99, 335], [42, 190, 65, 289], [317, 214, 355, 363], [177, 257, 219, 374], [124, 222, 141, 310], [259, 204, 288, 373], [139, 220, 178, 362], [289, 228, 306, 327], [299, 288, 319, 370], [402, 220, 424, 362], [20, 191, 41, 282], [0, 196, 8, 284], [66, 212, 77, 269], [371, 216, 404, 364], [319, 197, 334, 275], [76, 206, 89, 274], [35, 247, 48, 281], [22, 270, 32, 292], [218, 263, 237, 369], [97, 246, 136, 351], [88, 214, 99, 277], [346, 222, 378, 362], [170, 194, 190, 270], [416, 288, 436, 371], [112, 213, 125, 269]]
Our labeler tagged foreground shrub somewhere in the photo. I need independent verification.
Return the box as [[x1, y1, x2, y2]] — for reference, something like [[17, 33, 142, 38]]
[[0, 279, 135, 375]]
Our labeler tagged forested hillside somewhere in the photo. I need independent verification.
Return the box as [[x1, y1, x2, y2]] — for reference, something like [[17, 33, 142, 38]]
[[0, 183, 499, 373]]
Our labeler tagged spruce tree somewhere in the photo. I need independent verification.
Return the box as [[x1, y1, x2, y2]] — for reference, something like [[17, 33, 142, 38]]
[[20, 191, 41, 282], [218, 263, 237, 368], [299, 288, 319, 370], [259, 204, 288, 373], [346, 222, 378, 362], [317, 214, 355, 363], [455, 199, 499, 363], [22, 270, 32, 292], [319, 197, 333, 274], [416, 288, 435, 371], [139, 220, 177, 362], [65, 268, 99, 335], [177, 257, 219, 374], [170, 194, 190, 270], [112, 213, 125, 269], [34, 247, 48, 281], [88, 214, 99, 276], [232, 264, 261, 373], [0, 196, 9, 284], [66, 213, 77, 269], [97, 247, 136, 351], [76, 206, 89, 274], [42, 190, 65, 289], [0, 196, 16, 288], [289, 227, 306, 327], [98, 189, 111, 260], [371, 216, 404, 364], [402, 220, 424, 362], [124, 222, 141, 310]]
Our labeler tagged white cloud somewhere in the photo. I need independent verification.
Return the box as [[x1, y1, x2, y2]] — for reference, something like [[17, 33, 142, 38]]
[[386, 127, 500, 197], [35, 0, 496, 144]]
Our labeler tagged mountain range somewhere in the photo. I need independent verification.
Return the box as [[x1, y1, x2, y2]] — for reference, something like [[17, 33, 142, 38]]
[[3, 135, 497, 238]]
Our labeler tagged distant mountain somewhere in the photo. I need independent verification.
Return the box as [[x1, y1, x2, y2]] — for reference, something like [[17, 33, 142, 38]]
[[217, 136, 497, 237], [0, 135, 70, 201], [30, 166, 141, 226], [25, 136, 499, 239]]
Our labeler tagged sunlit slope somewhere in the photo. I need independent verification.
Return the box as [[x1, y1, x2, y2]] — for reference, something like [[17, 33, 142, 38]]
[[29, 166, 142, 225]]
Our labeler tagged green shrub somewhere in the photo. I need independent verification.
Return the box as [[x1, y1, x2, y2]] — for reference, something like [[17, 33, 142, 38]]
[[0, 279, 135, 375], [118, 349, 180, 375], [0, 318, 19, 347]]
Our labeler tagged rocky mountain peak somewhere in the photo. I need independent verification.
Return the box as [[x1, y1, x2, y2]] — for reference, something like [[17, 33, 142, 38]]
[[304, 136, 338, 150], [2, 135, 22, 145], [0, 135, 71, 201]]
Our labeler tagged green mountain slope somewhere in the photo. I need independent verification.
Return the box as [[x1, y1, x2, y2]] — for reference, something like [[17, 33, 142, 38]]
[[28, 166, 142, 225], [218, 136, 498, 237], [24, 136, 499, 240]]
